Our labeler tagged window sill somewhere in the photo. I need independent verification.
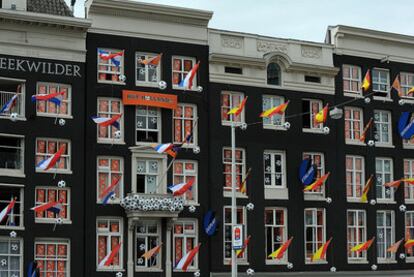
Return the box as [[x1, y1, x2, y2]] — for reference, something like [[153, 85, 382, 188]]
[[184, 202, 200, 207], [0, 116, 26, 121], [0, 171, 25, 178], [400, 98, 414, 104], [97, 140, 126, 145], [373, 96, 392, 102], [377, 259, 397, 264], [344, 92, 363, 98], [347, 198, 364, 203], [405, 199, 414, 204], [222, 121, 245, 127], [174, 269, 199, 273], [405, 257, 414, 263], [135, 268, 163, 272], [223, 190, 248, 198], [172, 86, 198, 92], [264, 187, 288, 200], [376, 199, 396, 204], [135, 82, 160, 88], [97, 202, 121, 205], [346, 140, 366, 146], [305, 260, 328, 265], [374, 143, 395, 149], [97, 80, 126, 86], [0, 226, 24, 230], [263, 125, 287, 131], [224, 260, 248, 266], [304, 193, 325, 201], [302, 128, 324, 134], [36, 113, 73, 119], [35, 220, 72, 224], [35, 169, 72, 175], [347, 259, 369, 264], [266, 260, 288, 265], [403, 144, 414, 150], [97, 268, 124, 272]]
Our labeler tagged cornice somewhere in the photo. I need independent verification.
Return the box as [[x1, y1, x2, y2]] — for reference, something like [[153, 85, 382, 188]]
[[209, 53, 265, 68]]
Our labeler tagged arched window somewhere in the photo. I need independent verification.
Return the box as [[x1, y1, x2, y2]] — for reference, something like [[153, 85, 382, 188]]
[[267, 62, 281, 86]]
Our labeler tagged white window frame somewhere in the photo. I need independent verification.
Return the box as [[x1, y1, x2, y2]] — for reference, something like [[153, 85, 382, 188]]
[[173, 219, 199, 272], [0, 77, 26, 120], [0, 184, 24, 230], [346, 155, 365, 202], [344, 107, 364, 145], [97, 48, 125, 85], [342, 64, 362, 96], [223, 206, 247, 264], [222, 147, 246, 198], [131, 152, 167, 194], [404, 159, 414, 204], [173, 160, 198, 205], [347, 209, 367, 263], [375, 157, 394, 203], [372, 68, 390, 99], [172, 103, 198, 147], [376, 210, 395, 263], [135, 52, 161, 87], [304, 208, 326, 264], [34, 187, 71, 224], [0, 133, 24, 177], [221, 91, 245, 126], [96, 217, 123, 271], [262, 95, 286, 130], [135, 106, 161, 145], [97, 97, 124, 144], [302, 99, 324, 133], [263, 150, 286, 188], [0, 236, 23, 276], [35, 138, 71, 174], [405, 211, 414, 262], [35, 82, 72, 118], [303, 152, 325, 199], [400, 72, 414, 99], [34, 238, 70, 277], [373, 110, 393, 147], [265, 207, 288, 265], [171, 56, 197, 91], [135, 219, 162, 271], [96, 156, 124, 204]]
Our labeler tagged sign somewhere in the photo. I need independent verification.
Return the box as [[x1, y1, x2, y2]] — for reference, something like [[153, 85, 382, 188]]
[[203, 211, 218, 236], [232, 225, 243, 250], [122, 90, 177, 110]]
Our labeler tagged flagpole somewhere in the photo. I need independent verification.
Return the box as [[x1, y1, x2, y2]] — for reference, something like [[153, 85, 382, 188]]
[[231, 122, 237, 277]]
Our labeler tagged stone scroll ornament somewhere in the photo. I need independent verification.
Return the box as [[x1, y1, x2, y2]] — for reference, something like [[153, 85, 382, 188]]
[[203, 210, 218, 236]]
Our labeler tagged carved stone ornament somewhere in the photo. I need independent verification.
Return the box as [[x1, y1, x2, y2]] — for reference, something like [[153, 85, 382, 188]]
[[221, 35, 243, 49], [257, 40, 288, 53], [301, 46, 322, 58]]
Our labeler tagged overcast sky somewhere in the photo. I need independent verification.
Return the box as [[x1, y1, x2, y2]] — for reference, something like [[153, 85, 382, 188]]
[[66, 0, 414, 42]]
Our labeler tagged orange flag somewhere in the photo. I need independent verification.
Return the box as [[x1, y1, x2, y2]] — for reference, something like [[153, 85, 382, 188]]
[[361, 175, 374, 203], [240, 167, 252, 194], [359, 118, 373, 142], [303, 172, 330, 192], [141, 243, 162, 259], [387, 239, 403, 253]]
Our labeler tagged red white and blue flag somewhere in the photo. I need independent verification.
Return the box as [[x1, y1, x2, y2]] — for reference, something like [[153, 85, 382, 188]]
[[92, 114, 122, 129], [0, 198, 16, 223], [98, 50, 123, 67], [153, 143, 174, 154], [100, 176, 121, 204], [175, 243, 201, 271], [31, 200, 63, 214], [31, 91, 65, 106], [36, 145, 66, 171], [179, 61, 200, 90], [0, 94, 18, 114], [168, 178, 194, 196], [99, 243, 122, 267]]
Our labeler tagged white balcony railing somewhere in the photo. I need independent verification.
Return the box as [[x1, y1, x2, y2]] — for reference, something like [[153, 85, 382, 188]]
[[120, 193, 184, 214], [0, 91, 22, 116]]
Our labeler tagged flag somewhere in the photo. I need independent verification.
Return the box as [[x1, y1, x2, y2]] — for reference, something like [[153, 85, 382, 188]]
[[236, 235, 251, 258], [31, 200, 63, 214], [240, 167, 252, 194], [100, 176, 121, 204], [361, 70, 371, 92], [359, 118, 373, 142], [179, 61, 200, 90], [408, 87, 414, 96], [141, 243, 162, 259], [405, 239, 414, 249], [92, 114, 122, 129], [350, 237, 375, 253], [311, 237, 332, 262], [383, 180, 402, 189], [0, 198, 16, 223], [314, 104, 329, 125], [153, 143, 174, 154], [140, 53, 162, 66], [387, 239, 403, 253], [227, 96, 248, 117], [268, 237, 293, 260], [260, 101, 289, 118], [391, 75, 402, 96], [31, 91, 65, 106], [168, 178, 195, 196], [98, 50, 123, 67], [299, 158, 316, 185], [361, 175, 374, 203], [99, 243, 122, 267], [402, 178, 414, 185], [27, 261, 39, 277], [303, 172, 330, 192], [0, 94, 18, 114], [175, 243, 201, 271], [36, 145, 66, 171]]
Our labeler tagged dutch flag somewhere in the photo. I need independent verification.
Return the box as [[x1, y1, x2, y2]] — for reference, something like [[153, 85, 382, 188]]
[[98, 50, 123, 67], [0, 198, 16, 224], [0, 94, 18, 114], [179, 61, 200, 90], [36, 145, 66, 171], [99, 243, 122, 267], [31, 200, 63, 214], [175, 243, 201, 271], [153, 143, 174, 154], [92, 114, 122, 129], [31, 91, 65, 106], [168, 179, 195, 196]]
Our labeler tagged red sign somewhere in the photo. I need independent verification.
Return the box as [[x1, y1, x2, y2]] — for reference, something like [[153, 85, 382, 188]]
[[122, 90, 177, 110]]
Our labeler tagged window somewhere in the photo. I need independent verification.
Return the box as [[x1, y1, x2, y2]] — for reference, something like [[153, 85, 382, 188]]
[[346, 155, 365, 201], [135, 158, 162, 194], [136, 52, 161, 86], [173, 219, 198, 271], [97, 98, 123, 143], [304, 76, 320, 83], [400, 72, 414, 98], [35, 187, 70, 223], [374, 110, 392, 146], [0, 77, 25, 118], [376, 210, 395, 261], [136, 106, 161, 144], [302, 99, 323, 130], [97, 48, 124, 84], [0, 237, 23, 276], [347, 210, 367, 262], [265, 208, 288, 264], [172, 56, 197, 90], [221, 91, 245, 125], [97, 157, 123, 204], [342, 65, 361, 95], [225, 67, 242, 75], [0, 135, 24, 176], [303, 152, 325, 197], [136, 220, 161, 270], [223, 148, 245, 193], [264, 151, 286, 188], [372, 68, 390, 98], [0, 185, 23, 229], [35, 239, 70, 277], [36, 82, 71, 117], [262, 95, 285, 129], [344, 107, 363, 143], [223, 207, 247, 262], [304, 208, 325, 263], [173, 160, 197, 204], [405, 211, 414, 259], [35, 138, 70, 173], [404, 159, 414, 202], [97, 218, 123, 270], [375, 158, 394, 202], [173, 104, 197, 146], [267, 63, 281, 85]]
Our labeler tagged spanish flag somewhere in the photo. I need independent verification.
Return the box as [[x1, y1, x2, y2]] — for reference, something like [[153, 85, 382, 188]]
[[387, 239, 403, 253], [227, 96, 248, 117], [359, 118, 373, 143], [311, 237, 332, 262], [361, 70, 371, 92], [408, 87, 414, 96], [268, 237, 293, 260], [260, 101, 289, 118], [361, 175, 374, 203], [314, 104, 329, 125], [391, 75, 402, 96], [383, 180, 402, 189], [401, 178, 414, 185], [236, 235, 251, 258], [405, 239, 414, 249], [350, 237, 375, 253], [141, 243, 162, 259], [303, 172, 330, 192], [240, 167, 252, 194]]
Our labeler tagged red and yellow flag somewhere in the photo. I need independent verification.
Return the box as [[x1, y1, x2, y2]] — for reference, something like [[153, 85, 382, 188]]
[[361, 70, 371, 92], [314, 104, 329, 125], [141, 243, 162, 259], [405, 239, 414, 249], [401, 178, 414, 185], [268, 237, 293, 260], [359, 118, 373, 143], [303, 172, 330, 192], [240, 167, 252, 194], [383, 180, 402, 189], [387, 239, 403, 253], [350, 237, 375, 253], [260, 101, 289, 118], [311, 237, 332, 262], [361, 175, 374, 203], [391, 75, 402, 96], [236, 235, 251, 258], [227, 96, 248, 117]]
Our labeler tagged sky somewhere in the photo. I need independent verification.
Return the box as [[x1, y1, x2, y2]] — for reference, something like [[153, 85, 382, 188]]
[[65, 0, 414, 43]]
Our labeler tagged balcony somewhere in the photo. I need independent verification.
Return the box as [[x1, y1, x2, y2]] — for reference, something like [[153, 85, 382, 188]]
[[120, 193, 184, 218]]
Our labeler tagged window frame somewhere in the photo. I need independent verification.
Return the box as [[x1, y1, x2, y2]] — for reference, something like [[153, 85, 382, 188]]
[[262, 95, 286, 130], [375, 157, 394, 203], [304, 208, 326, 264], [34, 238, 70, 277], [172, 160, 198, 205], [302, 152, 325, 199], [376, 210, 395, 263], [173, 219, 199, 272], [263, 150, 286, 189], [400, 72, 414, 99], [223, 206, 247, 264], [265, 207, 288, 265], [97, 48, 125, 85], [302, 99, 324, 133], [222, 147, 246, 197], [347, 209, 367, 263], [0, 133, 24, 177], [172, 103, 198, 147], [0, 236, 23, 276], [96, 217, 123, 271], [34, 186, 71, 224], [131, 152, 167, 194], [96, 156, 124, 205], [135, 219, 162, 271], [221, 91, 245, 126], [135, 105, 161, 145], [171, 56, 197, 91], [35, 137, 71, 174], [404, 159, 414, 204], [342, 64, 362, 96], [0, 77, 26, 120], [97, 97, 124, 144], [405, 211, 414, 262], [135, 52, 162, 87], [35, 82, 72, 118], [346, 155, 365, 202], [372, 68, 390, 99], [344, 106, 364, 145], [0, 184, 24, 230], [267, 62, 281, 86], [373, 110, 393, 147]]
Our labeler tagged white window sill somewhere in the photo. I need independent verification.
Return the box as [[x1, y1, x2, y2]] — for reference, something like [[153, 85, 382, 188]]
[[405, 199, 414, 204], [348, 259, 369, 264], [0, 226, 24, 230], [400, 98, 414, 104], [304, 193, 325, 201], [403, 143, 414, 150], [97, 268, 124, 272], [98, 140, 126, 145], [264, 187, 288, 200], [97, 80, 126, 86], [136, 268, 163, 272], [35, 219, 72, 224], [406, 257, 414, 263], [222, 121, 245, 127], [135, 82, 160, 88], [97, 201, 121, 205], [263, 125, 287, 131], [172, 86, 198, 92], [0, 171, 25, 178], [224, 260, 248, 266], [223, 190, 248, 199], [266, 260, 288, 265], [346, 140, 366, 146], [374, 143, 395, 149], [302, 128, 324, 134], [347, 198, 364, 203], [36, 113, 73, 119], [174, 269, 199, 273], [377, 259, 397, 264], [373, 96, 392, 102], [184, 202, 200, 207], [305, 260, 328, 265], [0, 116, 26, 121], [376, 199, 396, 204], [344, 92, 363, 98], [35, 169, 72, 175]]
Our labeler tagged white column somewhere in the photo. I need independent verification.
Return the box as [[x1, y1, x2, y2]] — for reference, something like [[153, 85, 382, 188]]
[[127, 218, 135, 277], [166, 219, 174, 277]]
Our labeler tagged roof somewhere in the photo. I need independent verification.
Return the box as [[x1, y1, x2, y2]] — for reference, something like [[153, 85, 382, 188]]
[[27, 0, 73, 17]]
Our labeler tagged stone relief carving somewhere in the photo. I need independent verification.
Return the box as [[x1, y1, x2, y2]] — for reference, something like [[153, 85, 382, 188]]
[[301, 46, 322, 58], [221, 35, 243, 49], [257, 40, 288, 53]]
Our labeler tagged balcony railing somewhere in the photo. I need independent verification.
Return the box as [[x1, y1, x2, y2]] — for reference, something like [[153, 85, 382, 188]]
[[120, 193, 184, 214], [0, 91, 22, 116]]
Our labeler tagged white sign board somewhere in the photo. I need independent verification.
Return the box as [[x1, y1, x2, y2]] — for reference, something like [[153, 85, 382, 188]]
[[232, 225, 243, 250]]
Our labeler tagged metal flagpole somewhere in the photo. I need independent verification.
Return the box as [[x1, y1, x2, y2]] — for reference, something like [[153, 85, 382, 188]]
[[231, 122, 237, 277]]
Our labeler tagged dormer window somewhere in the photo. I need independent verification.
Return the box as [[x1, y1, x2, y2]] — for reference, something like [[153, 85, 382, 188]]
[[267, 63, 281, 86]]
